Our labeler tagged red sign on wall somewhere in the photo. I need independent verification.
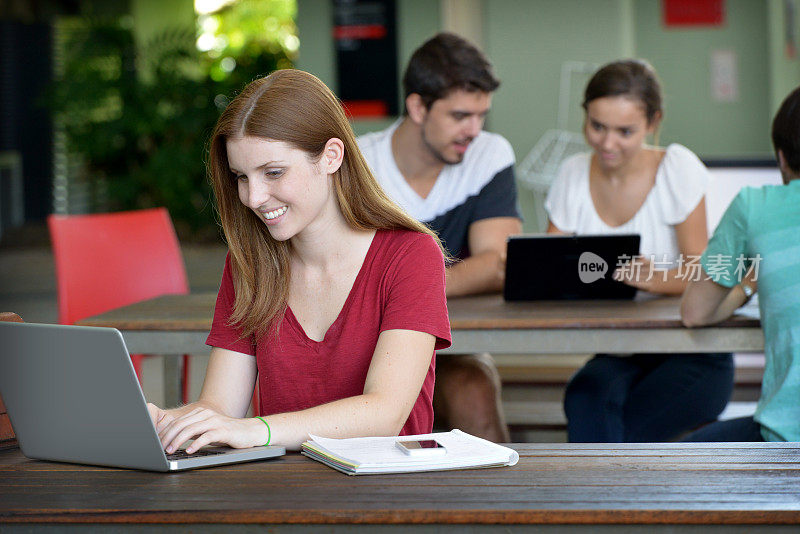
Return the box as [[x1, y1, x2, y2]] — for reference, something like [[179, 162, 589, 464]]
[[663, 0, 725, 27], [333, 0, 398, 119]]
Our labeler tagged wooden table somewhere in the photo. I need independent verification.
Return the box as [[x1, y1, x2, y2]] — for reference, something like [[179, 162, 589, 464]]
[[78, 293, 764, 355], [77, 294, 763, 406], [1, 443, 798, 531]]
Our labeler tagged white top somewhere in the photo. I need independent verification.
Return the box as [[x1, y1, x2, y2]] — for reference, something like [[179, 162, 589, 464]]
[[357, 120, 515, 222], [544, 143, 710, 266]]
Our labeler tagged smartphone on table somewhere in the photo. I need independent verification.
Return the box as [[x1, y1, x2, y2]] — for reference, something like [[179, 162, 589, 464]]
[[395, 439, 447, 456]]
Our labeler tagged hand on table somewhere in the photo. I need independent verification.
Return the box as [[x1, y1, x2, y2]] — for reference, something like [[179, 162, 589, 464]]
[[146, 402, 266, 454], [497, 249, 507, 282], [612, 256, 663, 292]]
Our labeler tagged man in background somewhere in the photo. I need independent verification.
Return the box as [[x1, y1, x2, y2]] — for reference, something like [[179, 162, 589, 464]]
[[358, 32, 522, 442]]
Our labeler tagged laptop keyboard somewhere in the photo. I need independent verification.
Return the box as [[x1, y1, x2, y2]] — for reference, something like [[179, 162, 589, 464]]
[[166, 449, 225, 461]]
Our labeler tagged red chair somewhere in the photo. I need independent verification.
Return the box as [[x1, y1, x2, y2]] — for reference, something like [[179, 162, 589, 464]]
[[47, 208, 191, 403]]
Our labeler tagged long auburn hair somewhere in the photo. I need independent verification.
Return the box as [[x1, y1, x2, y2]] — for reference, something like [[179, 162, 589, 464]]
[[208, 69, 441, 338]]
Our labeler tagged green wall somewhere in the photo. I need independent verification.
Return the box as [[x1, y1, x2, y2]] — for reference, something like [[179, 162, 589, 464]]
[[484, 0, 635, 162], [768, 0, 800, 115], [295, 0, 335, 87], [634, 0, 771, 158]]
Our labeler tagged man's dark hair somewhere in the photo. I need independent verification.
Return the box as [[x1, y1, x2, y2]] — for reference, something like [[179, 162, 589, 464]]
[[771, 85, 800, 173], [402, 32, 500, 112]]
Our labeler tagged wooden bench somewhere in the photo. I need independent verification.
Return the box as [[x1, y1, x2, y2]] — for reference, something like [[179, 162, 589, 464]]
[[496, 353, 764, 442]]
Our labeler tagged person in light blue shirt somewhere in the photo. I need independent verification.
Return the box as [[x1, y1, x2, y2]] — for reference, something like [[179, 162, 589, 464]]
[[681, 85, 800, 442]]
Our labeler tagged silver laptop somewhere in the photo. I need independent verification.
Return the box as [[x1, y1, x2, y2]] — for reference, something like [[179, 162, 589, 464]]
[[0, 321, 284, 471]]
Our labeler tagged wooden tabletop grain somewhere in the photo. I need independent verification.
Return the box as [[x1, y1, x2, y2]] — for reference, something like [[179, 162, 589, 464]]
[[77, 293, 760, 332], [1, 443, 798, 527]]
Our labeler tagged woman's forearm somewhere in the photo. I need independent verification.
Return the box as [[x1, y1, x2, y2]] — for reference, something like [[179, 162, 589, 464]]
[[260, 392, 411, 450], [681, 278, 743, 327]]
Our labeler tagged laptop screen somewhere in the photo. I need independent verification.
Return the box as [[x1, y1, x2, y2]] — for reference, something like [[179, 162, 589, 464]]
[[504, 234, 641, 301]]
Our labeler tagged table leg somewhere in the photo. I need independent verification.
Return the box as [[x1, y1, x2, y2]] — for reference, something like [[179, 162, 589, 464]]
[[163, 355, 184, 407]]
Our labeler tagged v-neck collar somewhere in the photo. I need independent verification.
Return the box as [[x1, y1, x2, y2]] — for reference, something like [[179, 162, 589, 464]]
[[386, 120, 446, 208], [585, 145, 671, 230], [284, 230, 380, 347]]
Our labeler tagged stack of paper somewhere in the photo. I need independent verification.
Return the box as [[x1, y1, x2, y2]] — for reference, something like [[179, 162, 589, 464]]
[[301, 429, 519, 475]]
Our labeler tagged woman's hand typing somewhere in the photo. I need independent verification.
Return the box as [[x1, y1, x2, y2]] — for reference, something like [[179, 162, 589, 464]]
[[147, 402, 268, 454]]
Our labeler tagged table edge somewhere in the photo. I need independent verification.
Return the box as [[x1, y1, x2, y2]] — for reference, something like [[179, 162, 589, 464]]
[[2, 508, 799, 525]]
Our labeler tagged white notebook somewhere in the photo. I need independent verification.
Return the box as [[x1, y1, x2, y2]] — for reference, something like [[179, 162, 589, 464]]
[[301, 429, 519, 475]]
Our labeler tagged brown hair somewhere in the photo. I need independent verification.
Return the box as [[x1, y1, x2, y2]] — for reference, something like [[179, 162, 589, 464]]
[[772, 85, 800, 174], [582, 60, 663, 124], [209, 69, 441, 338], [403, 32, 500, 111]]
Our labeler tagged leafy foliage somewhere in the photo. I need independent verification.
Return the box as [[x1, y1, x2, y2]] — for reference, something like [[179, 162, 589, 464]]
[[199, 0, 297, 84], [46, 3, 295, 239]]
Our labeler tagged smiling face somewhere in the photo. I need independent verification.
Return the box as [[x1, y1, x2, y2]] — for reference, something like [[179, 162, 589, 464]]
[[583, 95, 659, 172], [227, 136, 339, 242], [416, 89, 492, 164]]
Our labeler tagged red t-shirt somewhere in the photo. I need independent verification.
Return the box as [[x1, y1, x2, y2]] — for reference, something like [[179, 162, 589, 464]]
[[206, 229, 451, 435]]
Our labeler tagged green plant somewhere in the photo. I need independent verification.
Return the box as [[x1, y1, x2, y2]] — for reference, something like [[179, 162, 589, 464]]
[[46, 13, 293, 240]]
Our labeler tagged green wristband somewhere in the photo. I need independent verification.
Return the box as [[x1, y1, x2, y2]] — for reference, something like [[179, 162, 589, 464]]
[[256, 416, 271, 446]]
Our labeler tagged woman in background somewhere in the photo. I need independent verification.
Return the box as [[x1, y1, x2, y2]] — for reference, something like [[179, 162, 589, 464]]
[[545, 60, 733, 443], [147, 69, 451, 451], [681, 85, 800, 443]]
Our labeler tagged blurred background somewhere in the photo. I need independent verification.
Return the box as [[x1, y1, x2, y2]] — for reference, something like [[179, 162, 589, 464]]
[[1, 0, 795, 244], [0, 0, 785, 433], [1, 0, 296, 242], [2, 0, 794, 316]]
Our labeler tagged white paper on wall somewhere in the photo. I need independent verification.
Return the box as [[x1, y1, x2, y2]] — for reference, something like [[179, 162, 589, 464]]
[[710, 49, 739, 103]]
